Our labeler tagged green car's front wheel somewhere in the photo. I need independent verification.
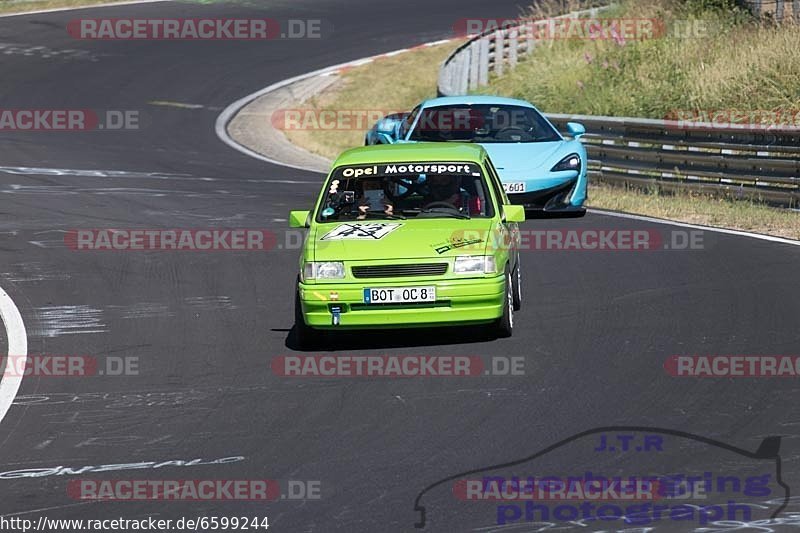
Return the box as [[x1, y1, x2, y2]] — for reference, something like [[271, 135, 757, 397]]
[[293, 287, 321, 350], [495, 269, 514, 338]]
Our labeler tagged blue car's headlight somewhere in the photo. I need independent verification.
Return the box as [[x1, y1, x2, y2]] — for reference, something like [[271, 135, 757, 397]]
[[550, 153, 581, 173]]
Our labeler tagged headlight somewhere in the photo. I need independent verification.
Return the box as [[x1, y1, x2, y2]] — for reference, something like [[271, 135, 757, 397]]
[[454, 256, 497, 274], [550, 153, 581, 172], [303, 261, 345, 280]]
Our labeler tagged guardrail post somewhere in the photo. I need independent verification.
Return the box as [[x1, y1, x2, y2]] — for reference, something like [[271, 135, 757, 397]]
[[447, 55, 455, 95], [777, 0, 785, 22], [478, 37, 489, 86], [437, 65, 447, 96], [752, 0, 762, 17], [468, 40, 479, 91], [457, 53, 468, 95], [794, 0, 800, 22], [508, 28, 518, 68], [525, 21, 535, 55], [495, 30, 505, 76]]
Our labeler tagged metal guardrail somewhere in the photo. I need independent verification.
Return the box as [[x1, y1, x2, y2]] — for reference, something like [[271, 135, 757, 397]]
[[547, 114, 800, 206], [743, 0, 800, 22], [437, 7, 800, 207], [438, 6, 609, 96]]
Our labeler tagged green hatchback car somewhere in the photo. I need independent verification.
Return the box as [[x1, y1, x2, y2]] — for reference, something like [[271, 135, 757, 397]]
[[289, 143, 524, 347]]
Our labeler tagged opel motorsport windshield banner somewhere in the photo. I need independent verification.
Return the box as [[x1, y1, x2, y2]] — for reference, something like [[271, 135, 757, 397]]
[[333, 162, 482, 179]]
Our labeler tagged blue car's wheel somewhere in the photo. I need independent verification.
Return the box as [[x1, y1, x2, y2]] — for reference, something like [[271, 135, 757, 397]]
[[512, 256, 522, 311]]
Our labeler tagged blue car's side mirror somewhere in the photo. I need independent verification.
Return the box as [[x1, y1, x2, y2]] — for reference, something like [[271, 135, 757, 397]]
[[566, 122, 586, 139], [376, 132, 395, 145]]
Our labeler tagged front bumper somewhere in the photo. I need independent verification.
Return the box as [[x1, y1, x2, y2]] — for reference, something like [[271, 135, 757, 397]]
[[508, 177, 583, 211], [298, 276, 505, 329]]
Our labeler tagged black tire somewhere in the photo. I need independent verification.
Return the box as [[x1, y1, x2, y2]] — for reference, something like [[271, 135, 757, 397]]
[[495, 268, 514, 338], [293, 288, 320, 350], [511, 256, 522, 311]]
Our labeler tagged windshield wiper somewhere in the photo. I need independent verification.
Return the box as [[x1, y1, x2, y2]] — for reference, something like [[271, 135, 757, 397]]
[[419, 208, 470, 220], [357, 211, 407, 220]]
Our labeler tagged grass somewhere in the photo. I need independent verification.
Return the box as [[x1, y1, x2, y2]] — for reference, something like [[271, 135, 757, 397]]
[[0, 0, 141, 14], [480, 0, 800, 120], [284, 41, 462, 161], [275, 0, 798, 240], [590, 183, 800, 239]]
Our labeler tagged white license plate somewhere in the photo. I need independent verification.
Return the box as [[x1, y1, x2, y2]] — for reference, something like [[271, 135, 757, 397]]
[[363, 286, 436, 304], [503, 182, 526, 193]]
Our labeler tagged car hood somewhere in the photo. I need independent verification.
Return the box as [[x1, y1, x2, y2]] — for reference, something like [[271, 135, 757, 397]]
[[480, 141, 564, 173], [311, 218, 495, 261]]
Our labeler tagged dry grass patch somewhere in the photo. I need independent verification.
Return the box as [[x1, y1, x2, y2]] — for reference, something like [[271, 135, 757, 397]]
[[482, 0, 800, 119], [284, 41, 462, 161], [0, 0, 136, 14], [589, 183, 800, 240]]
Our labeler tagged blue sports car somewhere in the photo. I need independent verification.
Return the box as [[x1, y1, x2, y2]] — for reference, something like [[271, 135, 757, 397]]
[[365, 96, 587, 215]]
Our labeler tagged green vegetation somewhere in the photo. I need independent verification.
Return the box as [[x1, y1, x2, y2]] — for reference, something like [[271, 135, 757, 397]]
[[0, 0, 133, 14], [480, 0, 800, 120]]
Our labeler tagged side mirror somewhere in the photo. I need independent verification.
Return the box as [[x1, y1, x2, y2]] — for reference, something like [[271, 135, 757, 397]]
[[376, 132, 395, 145], [566, 122, 586, 139], [289, 210, 311, 228], [502, 205, 525, 223]]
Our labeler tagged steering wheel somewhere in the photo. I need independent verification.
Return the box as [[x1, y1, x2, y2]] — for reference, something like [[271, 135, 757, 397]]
[[383, 178, 426, 201], [494, 126, 533, 142], [422, 201, 460, 211]]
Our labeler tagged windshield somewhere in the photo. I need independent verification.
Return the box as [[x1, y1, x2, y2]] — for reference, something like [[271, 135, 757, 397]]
[[407, 104, 561, 143], [316, 161, 495, 222]]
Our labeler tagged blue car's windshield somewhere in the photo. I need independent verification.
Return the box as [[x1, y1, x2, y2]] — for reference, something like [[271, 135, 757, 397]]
[[407, 104, 561, 143]]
